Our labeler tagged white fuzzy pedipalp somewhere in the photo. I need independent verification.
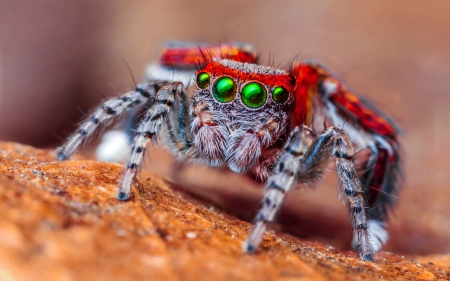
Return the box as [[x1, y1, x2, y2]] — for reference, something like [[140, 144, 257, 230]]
[[194, 124, 228, 166], [226, 131, 262, 173]]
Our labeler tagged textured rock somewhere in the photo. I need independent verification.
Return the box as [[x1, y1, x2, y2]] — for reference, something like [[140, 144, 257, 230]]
[[0, 141, 449, 281]]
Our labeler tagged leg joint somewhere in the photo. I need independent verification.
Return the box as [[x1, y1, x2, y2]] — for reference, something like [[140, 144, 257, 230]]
[[335, 150, 353, 160]]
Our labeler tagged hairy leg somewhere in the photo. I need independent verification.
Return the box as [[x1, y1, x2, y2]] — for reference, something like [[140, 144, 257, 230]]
[[245, 126, 375, 261], [117, 82, 186, 200], [56, 83, 157, 160], [333, 127, 373, 261], [244, 125, 314, 253]]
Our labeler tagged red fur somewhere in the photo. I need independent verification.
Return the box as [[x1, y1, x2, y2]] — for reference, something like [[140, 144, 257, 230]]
[[291, 64, 318, 128], [160, 44, 257, 66], [200, 62, 293, 90], [291, 64, 396, 137], [328, 87, 395, 137]]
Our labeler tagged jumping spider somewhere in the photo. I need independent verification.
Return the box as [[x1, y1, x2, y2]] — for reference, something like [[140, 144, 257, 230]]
[[56, 42, 402, 262]]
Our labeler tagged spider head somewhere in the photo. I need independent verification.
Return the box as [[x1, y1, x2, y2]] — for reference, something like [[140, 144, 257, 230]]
[[190, 60, 294, 172]]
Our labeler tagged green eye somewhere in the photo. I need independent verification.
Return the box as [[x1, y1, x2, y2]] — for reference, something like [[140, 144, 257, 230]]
[[241, 82, 267, 108], [213, 76, 237, 103], [272, 86, 289, 103], [196, 72, 210, 89]]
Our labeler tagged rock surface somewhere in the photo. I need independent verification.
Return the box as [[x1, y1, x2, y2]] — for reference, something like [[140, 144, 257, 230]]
[[0, 141, 449, 281]]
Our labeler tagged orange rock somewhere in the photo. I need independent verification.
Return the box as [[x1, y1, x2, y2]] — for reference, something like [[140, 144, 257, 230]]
[[0, 141, 449, 281]]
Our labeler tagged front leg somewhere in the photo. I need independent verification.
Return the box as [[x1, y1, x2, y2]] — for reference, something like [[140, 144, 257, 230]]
[[244, 125, 315, 253], [117, 82, 185, 200], [244, 126, 375, 262]]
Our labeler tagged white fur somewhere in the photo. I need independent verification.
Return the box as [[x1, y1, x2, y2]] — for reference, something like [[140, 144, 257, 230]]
[[96, 130, 129, 163], [145, 63, 195, 86], [352, 220, 388, 252]]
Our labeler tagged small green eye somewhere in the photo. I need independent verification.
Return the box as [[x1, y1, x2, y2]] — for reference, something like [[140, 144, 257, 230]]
[[241, 82, 267, 108], [213, 76, 237, 103], [196, 72, 210, 89], [272, 86, 289, 103]]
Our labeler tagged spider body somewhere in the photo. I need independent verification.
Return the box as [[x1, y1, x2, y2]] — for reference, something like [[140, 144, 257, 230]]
[[56, 42, 402, 262]]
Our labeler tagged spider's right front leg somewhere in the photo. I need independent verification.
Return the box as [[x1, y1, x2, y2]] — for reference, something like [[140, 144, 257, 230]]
[[245, 126, 375, 262], [244, 125, 315, 253], [117, 82, 185, 200], [56, 83, 157, 160]]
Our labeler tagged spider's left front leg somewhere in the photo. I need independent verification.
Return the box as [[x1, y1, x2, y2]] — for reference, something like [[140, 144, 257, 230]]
[[117, 81, 187, 200], [245, 126, 374, 262]]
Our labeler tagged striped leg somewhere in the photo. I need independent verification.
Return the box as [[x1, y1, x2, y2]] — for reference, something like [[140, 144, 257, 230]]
[[244, 126, 374, 262], [117, 82, 185, 200], [56, 83, 157, 160], [333, 128, 373, 261], [244, 126, 315, 253]]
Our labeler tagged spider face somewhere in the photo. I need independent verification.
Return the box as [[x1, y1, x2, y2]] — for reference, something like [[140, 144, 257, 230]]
[[190, 59, 294, 172]]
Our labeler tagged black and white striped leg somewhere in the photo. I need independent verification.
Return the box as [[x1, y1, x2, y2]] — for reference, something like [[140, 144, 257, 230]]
[[245, 126, 374, 261], [244, 126, 315, 253], [333, 127, 373, 261], [56, 83, 157, 160], [117, 82, 184, 200]]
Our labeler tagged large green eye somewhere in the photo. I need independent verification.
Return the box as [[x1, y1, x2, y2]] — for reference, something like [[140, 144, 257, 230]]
[[213, 76, 237, 103], [272, 86, 289, 103], [241, 82, 267, 108], [196, 72, 210, 89]]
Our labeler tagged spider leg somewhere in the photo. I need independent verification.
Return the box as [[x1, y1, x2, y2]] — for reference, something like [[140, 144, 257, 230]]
[[117, 82, 186, 200], [292, 63, 402, 226], [245, 126, 375, 262], [319, 76, 402, 223], [332, 127, 374, 261], [291, 62, 402, 254], [56, 83, 157, 160], [244, 125, 314, 253]]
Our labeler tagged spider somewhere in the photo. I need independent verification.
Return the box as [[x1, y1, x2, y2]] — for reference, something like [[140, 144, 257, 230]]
[[56, 42, 402, 262]]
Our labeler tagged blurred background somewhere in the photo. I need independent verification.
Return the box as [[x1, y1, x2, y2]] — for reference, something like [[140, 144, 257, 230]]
[[1, 0, 450, 256]]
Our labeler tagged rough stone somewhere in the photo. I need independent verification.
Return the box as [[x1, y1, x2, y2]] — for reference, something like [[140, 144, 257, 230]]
[[0, 141, 449, 281]]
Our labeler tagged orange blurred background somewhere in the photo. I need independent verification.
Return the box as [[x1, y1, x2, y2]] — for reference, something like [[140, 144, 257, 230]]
[[1, 1, 450, 256]]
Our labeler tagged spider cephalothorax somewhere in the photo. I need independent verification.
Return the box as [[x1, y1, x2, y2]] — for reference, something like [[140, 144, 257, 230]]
[[190, 60, 293, 174], [56, 42, 402, 262]]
